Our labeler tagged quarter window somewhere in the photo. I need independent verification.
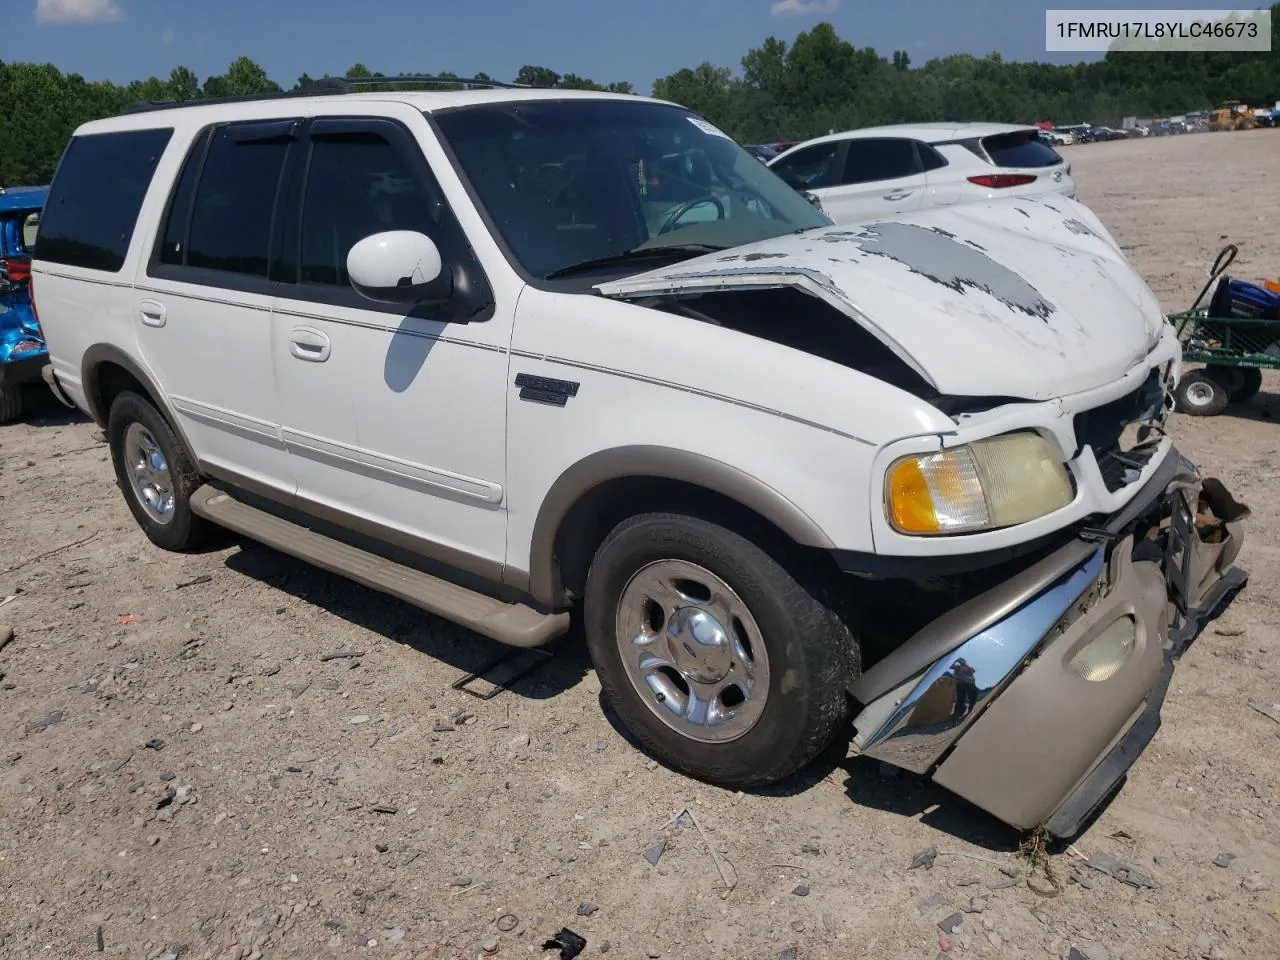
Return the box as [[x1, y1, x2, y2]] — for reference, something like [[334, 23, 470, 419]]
[[35, 128, 174, 272], [918, 143, 949, 172]]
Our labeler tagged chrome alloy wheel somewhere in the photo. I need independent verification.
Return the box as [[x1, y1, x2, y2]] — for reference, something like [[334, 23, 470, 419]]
[[614, 559, 771, 743], [123, 422, 176, 525]]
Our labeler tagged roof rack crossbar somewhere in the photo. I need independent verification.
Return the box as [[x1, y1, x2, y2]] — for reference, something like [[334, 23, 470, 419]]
[[120, 73, 527, 114]]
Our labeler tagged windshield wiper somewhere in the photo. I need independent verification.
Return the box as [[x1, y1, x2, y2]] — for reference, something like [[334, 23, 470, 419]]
[[544, 243, 724, 280]]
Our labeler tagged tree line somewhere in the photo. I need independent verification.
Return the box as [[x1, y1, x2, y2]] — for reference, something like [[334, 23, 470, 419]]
[[2, 7, 1278, 186]]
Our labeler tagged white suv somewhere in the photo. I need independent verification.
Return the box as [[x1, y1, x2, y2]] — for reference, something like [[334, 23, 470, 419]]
[[32, 79, 1247, 837], [768, 122, 1075, 225]]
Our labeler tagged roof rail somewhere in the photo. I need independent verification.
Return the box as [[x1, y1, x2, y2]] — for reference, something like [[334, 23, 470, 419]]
[[119, 73, 525, 115], [338, 74, 526, 90]]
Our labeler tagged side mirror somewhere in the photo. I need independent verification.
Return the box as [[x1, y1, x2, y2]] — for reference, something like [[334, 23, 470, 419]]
[[347, 231, 451, 304]]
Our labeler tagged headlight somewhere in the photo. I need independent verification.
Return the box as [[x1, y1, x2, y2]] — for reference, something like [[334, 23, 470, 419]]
[[886, 432, 1074, 535]]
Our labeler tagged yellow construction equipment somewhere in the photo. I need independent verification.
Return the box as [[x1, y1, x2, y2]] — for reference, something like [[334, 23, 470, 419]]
[[1208, 101, 1257, 131]]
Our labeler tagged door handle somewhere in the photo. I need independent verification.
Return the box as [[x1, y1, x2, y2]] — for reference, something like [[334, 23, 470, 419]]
[[288, 326, 331, 362], [883, 191, 912, 201], [139, 299, 167, 328]]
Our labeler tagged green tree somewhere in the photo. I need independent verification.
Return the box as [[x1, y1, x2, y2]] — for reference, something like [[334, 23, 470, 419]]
[[515, 65, 560, 88]]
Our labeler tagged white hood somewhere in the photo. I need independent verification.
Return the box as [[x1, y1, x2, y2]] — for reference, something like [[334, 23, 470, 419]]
[[596, 195, 1166, 402]]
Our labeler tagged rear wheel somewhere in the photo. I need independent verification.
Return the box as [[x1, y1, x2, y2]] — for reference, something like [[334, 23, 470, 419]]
[[108, 391, 214, 551], [1174, 370, 1229, 416], [0, 385, 23, 424], [583, 512, 858, 788]]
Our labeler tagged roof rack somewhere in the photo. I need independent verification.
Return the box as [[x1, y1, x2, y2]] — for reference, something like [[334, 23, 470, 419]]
[[121, 73, 525, 115]]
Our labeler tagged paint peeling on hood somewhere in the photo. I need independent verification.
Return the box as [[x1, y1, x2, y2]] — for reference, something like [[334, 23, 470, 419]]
[[596, 195, 1166, 402]]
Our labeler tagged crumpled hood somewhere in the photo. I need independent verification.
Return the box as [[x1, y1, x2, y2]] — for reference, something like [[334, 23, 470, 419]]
[[596, 195, 1166, 401]]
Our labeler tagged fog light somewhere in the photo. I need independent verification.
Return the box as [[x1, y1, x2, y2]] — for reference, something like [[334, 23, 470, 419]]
[[1068, 616, 1137, 682]]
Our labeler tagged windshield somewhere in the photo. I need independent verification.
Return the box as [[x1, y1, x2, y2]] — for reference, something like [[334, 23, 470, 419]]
[[432, 99, 830, 280]]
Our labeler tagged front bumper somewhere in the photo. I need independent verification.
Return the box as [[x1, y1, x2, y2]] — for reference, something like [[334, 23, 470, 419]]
[[849, 448, 1248, 836]]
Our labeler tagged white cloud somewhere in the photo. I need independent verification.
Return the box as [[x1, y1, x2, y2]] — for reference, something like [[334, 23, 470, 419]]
[[161, 26, 174, 45], [34, 0, 124, 25], [770, 0, 839, 16]]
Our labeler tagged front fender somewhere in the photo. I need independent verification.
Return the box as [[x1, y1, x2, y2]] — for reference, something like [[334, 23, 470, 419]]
[[526, 445, 836, 605]]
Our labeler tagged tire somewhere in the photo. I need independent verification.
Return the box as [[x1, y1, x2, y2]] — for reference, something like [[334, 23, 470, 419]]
[[1174, 370, 1229, 416], [583, 512, 858, 788], [1226, 366, 1263, 403], [0, 384, 23, 424], [107, 391, 214, 551]]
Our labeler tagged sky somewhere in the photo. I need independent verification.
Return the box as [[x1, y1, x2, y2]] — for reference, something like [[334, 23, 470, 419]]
[[3, 0, 1269, 92]]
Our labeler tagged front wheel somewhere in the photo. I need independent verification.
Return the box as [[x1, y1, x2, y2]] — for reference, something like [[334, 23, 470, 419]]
[[583, 512, 858, 788]]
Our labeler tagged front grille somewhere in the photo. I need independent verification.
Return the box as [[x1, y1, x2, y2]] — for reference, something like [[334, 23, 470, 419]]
[[1073, 370, 1166, 493]]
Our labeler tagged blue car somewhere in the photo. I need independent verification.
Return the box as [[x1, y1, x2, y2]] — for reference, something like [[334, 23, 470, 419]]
[[0, 185, 49, 423]]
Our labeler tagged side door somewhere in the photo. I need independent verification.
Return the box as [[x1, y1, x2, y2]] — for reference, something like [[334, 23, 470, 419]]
[[137, 119, 301, 494], [817, 137, 929, 223], [270, 114, 510, 574], [767, 140, 845, 210]]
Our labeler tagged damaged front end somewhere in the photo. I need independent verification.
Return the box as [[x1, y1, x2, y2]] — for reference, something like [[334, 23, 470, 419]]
[[847, 452, 1248, 837]]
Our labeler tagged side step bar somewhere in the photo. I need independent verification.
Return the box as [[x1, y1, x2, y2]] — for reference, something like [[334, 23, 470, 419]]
[[190, 485, 570, 648]]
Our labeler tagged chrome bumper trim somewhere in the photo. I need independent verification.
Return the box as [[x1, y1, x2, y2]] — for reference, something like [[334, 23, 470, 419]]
[[855, 548, 1105, 773]]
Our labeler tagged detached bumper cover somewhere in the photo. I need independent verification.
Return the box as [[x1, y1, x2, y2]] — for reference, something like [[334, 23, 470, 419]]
[[851, 448, 1248, 835]]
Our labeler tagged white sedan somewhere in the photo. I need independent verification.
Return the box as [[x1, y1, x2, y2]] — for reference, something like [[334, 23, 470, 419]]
[[767, 122, 1076, 225]]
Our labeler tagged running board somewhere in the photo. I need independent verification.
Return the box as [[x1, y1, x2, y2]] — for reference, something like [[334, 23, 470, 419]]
[[190, 485, 570, 648]]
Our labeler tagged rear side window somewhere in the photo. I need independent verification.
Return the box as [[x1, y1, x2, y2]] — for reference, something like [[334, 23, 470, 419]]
[[982, 131, 1063, 169], [184, 123, 294, 277], [35, 128, 173, 272], [156, 130, 211, 266], [841, 138, 919, 185], [770, 142, 842, 189]]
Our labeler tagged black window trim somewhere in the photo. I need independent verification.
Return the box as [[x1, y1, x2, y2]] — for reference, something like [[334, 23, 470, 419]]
[[147, 117, 302, 297], [35, 126, 176, 275], [144, 114, 493, 321]]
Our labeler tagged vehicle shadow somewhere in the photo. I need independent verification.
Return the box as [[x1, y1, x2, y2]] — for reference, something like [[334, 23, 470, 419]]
[[597, 700, 1025, 850], [221, 540, 590, 701], [836, 756, 1023, 852], [1214, 390, 1280, 423], [19, 383, 91, 427]]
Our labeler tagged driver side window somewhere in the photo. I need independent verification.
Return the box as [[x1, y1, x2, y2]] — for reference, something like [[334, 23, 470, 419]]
[[770, 142, 842, 189], [299, 131, 435, 287]]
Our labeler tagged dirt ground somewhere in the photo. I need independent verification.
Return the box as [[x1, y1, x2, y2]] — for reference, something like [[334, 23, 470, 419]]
[[2, 128, 1279, 960]]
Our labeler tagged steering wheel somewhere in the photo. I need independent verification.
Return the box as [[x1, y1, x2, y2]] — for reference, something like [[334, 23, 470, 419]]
[[658, 195, 725, 235]]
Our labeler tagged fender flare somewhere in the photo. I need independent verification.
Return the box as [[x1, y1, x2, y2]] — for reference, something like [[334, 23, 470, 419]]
[[525, 445, 836, 605], [81, 344, 201, 469]]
